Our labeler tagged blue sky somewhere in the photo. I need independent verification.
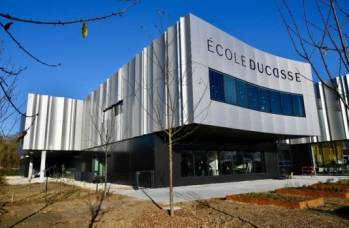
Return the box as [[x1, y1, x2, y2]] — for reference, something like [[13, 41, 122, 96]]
[[0, 0, 324, 132]]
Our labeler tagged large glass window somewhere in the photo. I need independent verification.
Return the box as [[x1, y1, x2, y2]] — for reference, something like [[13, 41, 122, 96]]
[[220, 151, 235, 175], [195, 151, 209, 176], [224, 76, 237, 105], [293, 95, 305, 117], [259, 89, 271, 112], [281, 93, 294, 115], [312, 141, 349, 175], [270, 91, 282, 114], [181, 151, 194, 177], [207, 151, 219, 176], [247, 84, 259, 110], [208, 69, 306, 117], [181, 150, 265, 177], [209, 70, 224, 102], [237, 80, 248, 107]]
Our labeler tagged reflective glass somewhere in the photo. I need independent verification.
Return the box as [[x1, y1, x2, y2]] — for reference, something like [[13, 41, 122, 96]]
[[209, 70, 224, 102], [270, 91, 282, 114], [208, 69, 305, 117], [224, 76, 237, 104], [237, 80, 248, 107], [281, 93, 294, 115], [293, 95, 305, 117], [247, 84, 259, 110], [259, 89, 271, 112]]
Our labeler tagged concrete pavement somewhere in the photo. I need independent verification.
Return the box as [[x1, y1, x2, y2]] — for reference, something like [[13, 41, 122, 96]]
[[6, 175, 349, 205]]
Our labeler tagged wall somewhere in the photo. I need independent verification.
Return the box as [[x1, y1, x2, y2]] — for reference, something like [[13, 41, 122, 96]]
[[23, 94, 83, 151], [189, 14, 320, 137], [22, 14, 321, 153]]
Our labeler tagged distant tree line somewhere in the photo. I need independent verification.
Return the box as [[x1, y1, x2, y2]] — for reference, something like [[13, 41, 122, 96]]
[[0, 137, 19, 169]]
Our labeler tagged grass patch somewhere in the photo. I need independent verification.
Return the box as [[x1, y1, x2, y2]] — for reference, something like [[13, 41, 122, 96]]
[[0, 168, 19, 176]]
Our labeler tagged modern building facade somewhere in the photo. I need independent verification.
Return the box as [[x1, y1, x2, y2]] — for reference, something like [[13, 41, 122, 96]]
[[20, 14, 322, 187], [289, 76, 349, 176]]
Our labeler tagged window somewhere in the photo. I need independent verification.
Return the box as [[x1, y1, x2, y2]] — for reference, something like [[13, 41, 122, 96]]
[[247, 84, 259, 110], [209, 70, 224, 102], [281, 93, 294, 115], [181, 150, 265, 177], [270, 91, 282, 114], [113, 105, 122, 116], [195, 151, 209, 176], [223, 76, 237, 104], [237, 80, 248, 107], [181, 151, 194, 177], [259, 89, 271, 112], [220, 151, 235, 175], [208, 69, 306, 117], [293, 95, 305, 117]]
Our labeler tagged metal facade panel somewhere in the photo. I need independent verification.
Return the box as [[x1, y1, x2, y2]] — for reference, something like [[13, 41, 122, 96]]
[[22, 94, 84, 151], [188, 14, 320, 137], [22, 14, 323, 152]]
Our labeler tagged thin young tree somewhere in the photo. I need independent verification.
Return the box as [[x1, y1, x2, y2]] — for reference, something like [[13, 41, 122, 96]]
[[125, 20, 211, 216]]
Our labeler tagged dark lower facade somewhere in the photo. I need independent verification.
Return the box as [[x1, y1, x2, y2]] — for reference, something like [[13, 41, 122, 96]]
[[21, 125, 287, 188], [276, 140, 349, 177]]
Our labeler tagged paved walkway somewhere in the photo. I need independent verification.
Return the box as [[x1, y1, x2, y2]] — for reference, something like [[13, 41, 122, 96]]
[[5, 175, 349, 205]]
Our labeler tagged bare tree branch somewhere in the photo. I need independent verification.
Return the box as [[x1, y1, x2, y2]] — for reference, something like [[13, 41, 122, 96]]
[[0, 22, 61, 67], [0, 65, 27, 76], [0, 1, 139, 26]]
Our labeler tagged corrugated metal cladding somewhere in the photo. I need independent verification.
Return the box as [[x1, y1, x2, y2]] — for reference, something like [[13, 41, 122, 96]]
[[315, 75, 349, 142], [23, 14, 322, 152], [23, 15, 192, 151], [23, 94, 83, 151], [290, 74, 349, 144]]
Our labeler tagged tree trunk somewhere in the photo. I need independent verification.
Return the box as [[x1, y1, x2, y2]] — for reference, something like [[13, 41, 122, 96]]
[[168, 128, 174, 216], [104, 147, 108, 197]]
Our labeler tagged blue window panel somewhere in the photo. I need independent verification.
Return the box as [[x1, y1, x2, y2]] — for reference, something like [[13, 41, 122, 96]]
[[293, 95, 305, 117], [281, 93, 294, 115], [208, 69, 305, 117], [209, 70, 224, 102], [247, 84, 259, 110], [259, 89, 271, 112], [223, 76, 237, 104], [270, 91, 282, 114], [237, 80, 248, 107]]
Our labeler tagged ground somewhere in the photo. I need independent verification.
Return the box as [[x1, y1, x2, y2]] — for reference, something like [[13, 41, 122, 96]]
[[0, 181, 349, 228]]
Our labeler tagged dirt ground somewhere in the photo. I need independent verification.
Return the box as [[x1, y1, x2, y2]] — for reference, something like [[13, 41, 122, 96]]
[[0, 181, 349, 228]]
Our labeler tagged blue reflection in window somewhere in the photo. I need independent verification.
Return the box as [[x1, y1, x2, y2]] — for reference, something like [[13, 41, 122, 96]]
[[224, 76, 237, 104], [209, 70, 224, 102], [208, 69, 306, 117], [270, 91, 282, 114], [247, 84, 259, 110], [237, 80, 248, 107], [293, 95, 305, 117], [281, 93, 294, 115], [259, 89, 271, 112]]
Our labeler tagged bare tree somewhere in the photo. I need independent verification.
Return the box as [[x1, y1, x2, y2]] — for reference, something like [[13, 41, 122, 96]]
[[0, 1, 139, 141], [84, 103, 116, 196], [278, 0, 349, 107], [0, 41, 36, 138], [126, 18, 211, 216], [0, 0, 139, 67]]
